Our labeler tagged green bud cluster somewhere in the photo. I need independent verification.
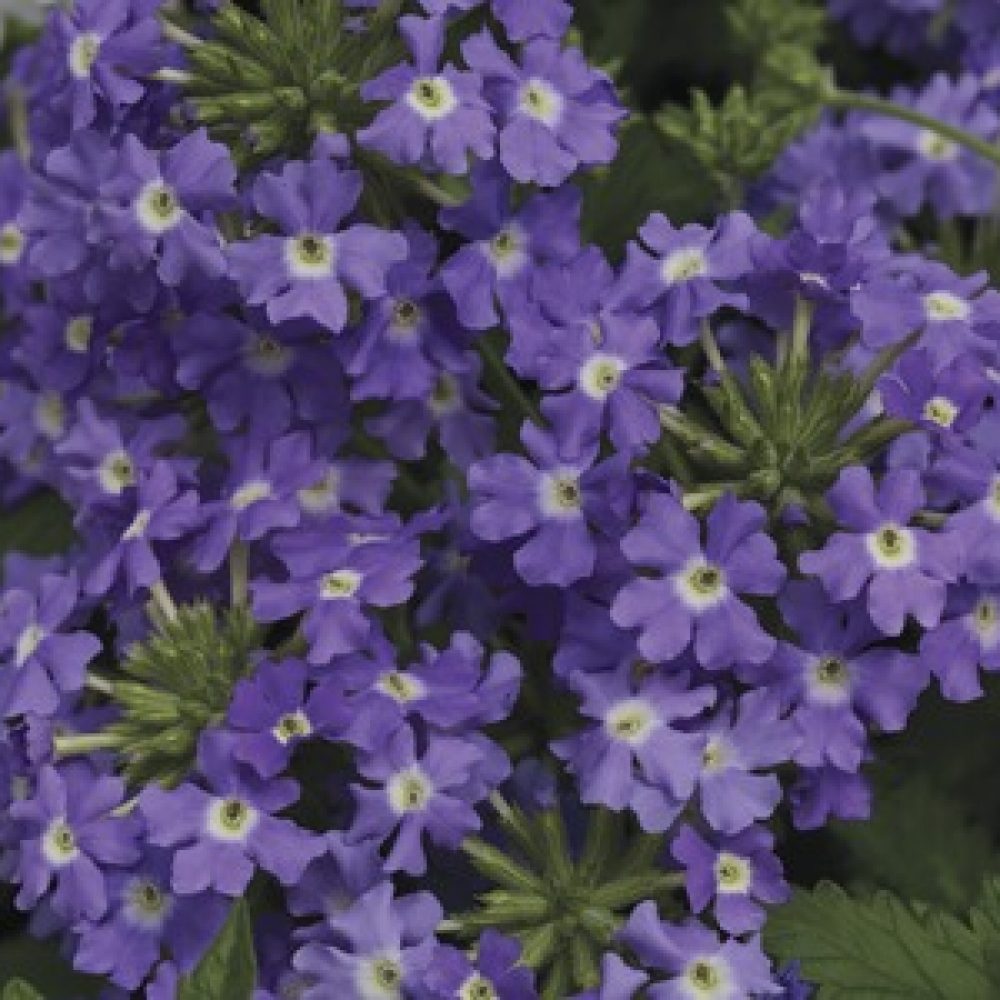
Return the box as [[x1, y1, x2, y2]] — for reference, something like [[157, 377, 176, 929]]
[[654, 309, 915, 551], [169, 0, 403, 165], [99, 603, 261, 788], [457, 800, 682, 1000]]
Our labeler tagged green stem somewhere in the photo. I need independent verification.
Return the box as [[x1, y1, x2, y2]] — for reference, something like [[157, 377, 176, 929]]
[[824, 86, 1000, 168], [229, 541, 249, 609], [699, 320, 728, 374], [410, 174, 463, 209], [55, 731, 126, 757], [150, 580, 178, 623], [476, 334, 544, 428], [85, 673, 114, 697], [790, 295, 814, 368]]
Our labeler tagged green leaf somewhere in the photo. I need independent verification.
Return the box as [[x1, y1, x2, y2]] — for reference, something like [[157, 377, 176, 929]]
[[0, 490, 75, 564], [2, 981, 43, 1000], [178, 898, 257, 1000], [832, 777, 998, 911], [765, 881, 999, 999]]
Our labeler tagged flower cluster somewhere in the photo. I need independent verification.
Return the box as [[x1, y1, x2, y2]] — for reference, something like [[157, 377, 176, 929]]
[[0, 1, 999, 998]]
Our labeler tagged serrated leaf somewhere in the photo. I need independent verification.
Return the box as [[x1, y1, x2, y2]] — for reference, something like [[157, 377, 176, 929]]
[[765, 881, 997, 999], [832, 777, 998, 911], [178, 898, 256, 1000], [2, 981, 43, 1000]]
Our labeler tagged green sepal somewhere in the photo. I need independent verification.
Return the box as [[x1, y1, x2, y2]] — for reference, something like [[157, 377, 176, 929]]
[[2, 982, 43, 1000], [463, 838, 545, 894]]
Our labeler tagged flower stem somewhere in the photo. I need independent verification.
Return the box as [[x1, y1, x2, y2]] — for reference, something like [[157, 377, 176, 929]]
[[55, 731, 126, 757], [699, 320, 728, 375], [476, 334, 544, 428], [824, 86, 1000, 168], [150, 580, 178, 623], [85, 673, 114, 697], [790, 296, 814, 368], [229, 541, 249, 609]]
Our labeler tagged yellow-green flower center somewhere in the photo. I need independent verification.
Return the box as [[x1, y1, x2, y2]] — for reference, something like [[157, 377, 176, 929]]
[[408, 76, 458, 120], [867, 522, 916, 569], [287, 233, 335, 279], [714, 852, 752, 893], [69, 32, 102, 79], [923, 290, 970, 322], [460, 974, 498, 1000], [272, 709, 312, 744], [923, 395, 959, 428], [320, 569, 362, 600], [137, 182, 182, 234], [388, 767, 433, 813], [661, 246, 708, 285], [42, 818, 79, 866], [0, 222, 25, 265]]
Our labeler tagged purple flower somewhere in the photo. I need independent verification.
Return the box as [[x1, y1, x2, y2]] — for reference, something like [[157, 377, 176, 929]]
[[920, 584, 1000, 701], [227, 658, 348, 778], [48, 0, 164, 130], [193, 430, 323, 573], [552, 667, 716, 832], [359, 15, 494, 174], [72, 847, 229, 990], [789, 765, 872, 831], [694, 690, 800, 835], [85, 460, 201, 597], [611, 492, 785, 669], [293, 881, 442, 1000], [758, 580, 928, 773], [851, 258, 1000, 358], [252, 519, 423, 664], [98, 130, 236, 287], [439, 163, 581, 329], [320, 630, 520, 746], [140, 731, 325, 896], [671, 824, 789, 935], [879, 348, 989, 436], [469, 421, 631, 588], [799, 466, 962, 635], [228, 157, 407, 332], [0, 572, 100, 719], [174, 309, 347, 436], [619, 902, 780, 999], [462, 30, 623, 186], [423, 930, 537, 999], [857, 75, 999, 219], [9, 762, 140, 922], [491, 0, 572, 41], [342, 226, 467, 404], [287, 832, 384, 926], [948, 462, 1000, 584], [348, 725, 485, 875], [0, 152, 29, 301], [615, 212, 757, 346]]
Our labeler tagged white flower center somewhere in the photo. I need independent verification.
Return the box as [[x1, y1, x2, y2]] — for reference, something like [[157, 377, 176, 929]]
[[271, 709, 312, 745], [675, 558, 728, 612], [986, 476, 1000, 523], [0, 222, 25, 265], [539, 469, 583, 518], [387, 766, 433, 814], [604, 698, 658, 745], [388, 298, 422, 340], [459, 974, 498, 1000], [356, 952, 404, 1000], [682, 956, 731, 998], [578, 353, 625, 401], [918, 130, 958, 162], [68, 32, 102, 79], [970, 596, 1000, 649], [230, 479, 272, 511], [98, 449, 135, 494], [807, 654, 853, 705], [64, 315, 94, 354], [124, 877, 173, 930], [298, 467, 341, 514], [923, 290, 970, 322], [429, 373, 461, 416], [866, 523, 916, 570], [485, 224, 528, 279], [207, 797, 259, 843], [518, 77, 565, 127], [285, 233, 335, 280], [661, 246, 708, 286], [701, 737, 729, 773], [376, 671, 426, 703], [15, 623, 46, 667], [33, 391, 65, 441], [923, 395, 958, 428], [319, 569, 362, 600], [42, 818, 79, 867], [244, 334, 294, 377], [714, 852, 753, 894], [406, 75, 458, 121], [136, 181, 183, 235]]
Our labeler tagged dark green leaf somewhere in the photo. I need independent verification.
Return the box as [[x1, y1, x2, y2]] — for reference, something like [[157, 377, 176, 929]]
[[0, 490, 74, 564], [178, 897, 257, 1000], [765, 881, 996, 999], [0, 935, 101, 997], [832, 777, 998, 911]]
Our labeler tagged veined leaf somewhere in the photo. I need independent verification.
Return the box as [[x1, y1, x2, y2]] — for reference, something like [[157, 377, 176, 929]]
[[178, 897, 257, 1000]]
